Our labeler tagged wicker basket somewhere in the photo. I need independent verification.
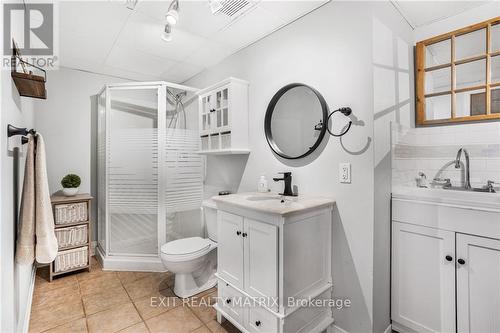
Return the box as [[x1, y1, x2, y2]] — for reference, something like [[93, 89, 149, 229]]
[[54, 202, 88, 225], [54, 246, 88, 273], [55, 225, 88, 249]]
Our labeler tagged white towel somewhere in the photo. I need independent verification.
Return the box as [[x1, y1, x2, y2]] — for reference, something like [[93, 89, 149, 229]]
[[15, 134, 58, 265], [34, 134, 58, 263], [15, 136, 36, 265]]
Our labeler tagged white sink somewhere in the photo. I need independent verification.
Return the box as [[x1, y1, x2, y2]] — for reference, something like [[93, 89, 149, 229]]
[[212, 192, 335, 217], [245, 195, 283, 202], [392, 186, 500, 211]]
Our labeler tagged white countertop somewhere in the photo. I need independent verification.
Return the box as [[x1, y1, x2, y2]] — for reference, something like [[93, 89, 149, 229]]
[[212, 192, 335, 216], [392, 186, 500, 211]]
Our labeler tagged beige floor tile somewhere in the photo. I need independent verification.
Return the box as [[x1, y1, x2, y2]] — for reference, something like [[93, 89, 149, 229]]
[[29, 294, 84, 333], [134, 289, 181, 320], [187, 292, 217, 324], [145, 306, 203, 333], [86, 302, 142, 333], [79, 273, 121, 296], [192, 325, 212, 333], [206, 320, 241, 333], [32, 283, 80, 308], [123, 274, 170, 301], [76, 257, 115, 282], [116, 271, 157, 285], [82, 285, 131, 315], [117, 321, 149, 333], [42, 318, 87, 333], [34, 269, 79, 294]]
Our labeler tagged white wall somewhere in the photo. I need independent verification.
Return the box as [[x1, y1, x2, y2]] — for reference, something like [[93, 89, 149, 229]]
[[0, 3, 37, 331], [184, 2, 413, 332], [34, 68, 130, 241]]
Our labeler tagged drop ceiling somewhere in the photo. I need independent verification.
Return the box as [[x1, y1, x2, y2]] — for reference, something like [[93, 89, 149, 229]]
[[58, 0, 328, 83], [392, 1, 494, 28]]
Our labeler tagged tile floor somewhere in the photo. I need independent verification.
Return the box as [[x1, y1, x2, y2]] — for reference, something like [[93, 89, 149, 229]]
[[29, 257, 240, 333]]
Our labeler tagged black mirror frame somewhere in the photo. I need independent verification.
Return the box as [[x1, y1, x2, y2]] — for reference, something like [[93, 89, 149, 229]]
[[264, 83, 329, 160]]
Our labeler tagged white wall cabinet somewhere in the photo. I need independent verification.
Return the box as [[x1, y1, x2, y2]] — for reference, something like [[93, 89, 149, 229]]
[[213, 199, 334, 333], [197, 77, 250, 154], [392, 197, 500, 333]]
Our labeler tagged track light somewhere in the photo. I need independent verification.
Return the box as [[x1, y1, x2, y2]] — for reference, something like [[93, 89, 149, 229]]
[[165, 0, 179, 25], [161, 24, 173, 42]]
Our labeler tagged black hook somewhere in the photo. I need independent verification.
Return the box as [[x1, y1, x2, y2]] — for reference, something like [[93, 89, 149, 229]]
[[326, 107, 352, 137]]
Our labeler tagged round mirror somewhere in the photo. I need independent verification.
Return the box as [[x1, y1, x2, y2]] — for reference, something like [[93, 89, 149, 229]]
[[265, 83, 328, 159]]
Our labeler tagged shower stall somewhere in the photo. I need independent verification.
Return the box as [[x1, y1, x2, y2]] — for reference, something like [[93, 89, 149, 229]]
[[96, 81, 203, 271]]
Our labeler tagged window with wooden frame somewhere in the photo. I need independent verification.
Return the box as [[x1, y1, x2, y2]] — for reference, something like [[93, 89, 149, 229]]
[[416, 17, 500, 126]]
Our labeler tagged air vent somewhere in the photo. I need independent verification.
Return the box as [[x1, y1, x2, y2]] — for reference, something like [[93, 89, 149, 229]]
[[209, 0, 259, 19]]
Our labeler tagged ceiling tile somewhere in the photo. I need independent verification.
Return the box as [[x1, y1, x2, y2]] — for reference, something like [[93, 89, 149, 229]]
[[105, 45, 176, 77], [184, 41, 235, 68], [259, 1, 326, 23], [212, 5, 285, 49], [136, 0, 231, 38], [394, 1, 491, 28], [115, 11, 207, 62], [160, 62, 204, 83]]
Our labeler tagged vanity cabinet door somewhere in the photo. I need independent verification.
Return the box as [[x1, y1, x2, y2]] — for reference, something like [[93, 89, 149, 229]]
[[457, 234, 500, 333], [243, 218, 278, 306], [392, 222, 456, 333], [218, 211, 244, 289]]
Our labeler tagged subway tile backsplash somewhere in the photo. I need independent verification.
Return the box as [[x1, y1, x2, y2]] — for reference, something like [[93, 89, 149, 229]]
[[392, 122, 500, 188]]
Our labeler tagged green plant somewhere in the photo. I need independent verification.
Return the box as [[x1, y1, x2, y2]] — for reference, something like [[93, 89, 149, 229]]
[[61, 174, 81, 188]]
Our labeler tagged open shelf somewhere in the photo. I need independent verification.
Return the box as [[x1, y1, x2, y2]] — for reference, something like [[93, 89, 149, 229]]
[[196, 149, 251, 155]]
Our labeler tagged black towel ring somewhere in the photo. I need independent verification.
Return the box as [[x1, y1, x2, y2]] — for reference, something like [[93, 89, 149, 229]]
[[326, 107, 352, 137]]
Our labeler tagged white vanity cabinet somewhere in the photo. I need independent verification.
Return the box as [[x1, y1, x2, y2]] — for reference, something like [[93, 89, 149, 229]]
[[391, 192, 500, 333], [213, 193, 335, 333], [197, 77, 249, 154]]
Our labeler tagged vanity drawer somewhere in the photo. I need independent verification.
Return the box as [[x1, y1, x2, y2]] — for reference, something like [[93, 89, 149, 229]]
[[219, 281, 246, 326], [247, 304, 278, 333]]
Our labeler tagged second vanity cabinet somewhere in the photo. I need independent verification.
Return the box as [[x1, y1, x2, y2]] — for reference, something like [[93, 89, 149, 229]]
[[213, 193, 335, 333], [391, 193, 500, 333]]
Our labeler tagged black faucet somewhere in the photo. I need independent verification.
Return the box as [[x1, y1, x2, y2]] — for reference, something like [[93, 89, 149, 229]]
[[273, 172, 296, 196]]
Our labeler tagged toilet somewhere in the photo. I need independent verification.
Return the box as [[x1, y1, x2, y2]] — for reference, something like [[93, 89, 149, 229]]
[[160, 200, 218, 298]]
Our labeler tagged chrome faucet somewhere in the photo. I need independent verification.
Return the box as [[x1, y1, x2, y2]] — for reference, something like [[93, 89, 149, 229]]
[[455, 148, 471, 190]]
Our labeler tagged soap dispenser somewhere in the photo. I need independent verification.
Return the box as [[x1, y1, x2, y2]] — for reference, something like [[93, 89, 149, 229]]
[[258, 175, 268, 193]]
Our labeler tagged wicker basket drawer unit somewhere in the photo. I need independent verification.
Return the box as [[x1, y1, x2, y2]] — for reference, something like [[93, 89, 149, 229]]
[[50, 193, 92, 281], [54, 202, 88, 225], [55, 224, 88, 249], [54, 246, 88, 273]]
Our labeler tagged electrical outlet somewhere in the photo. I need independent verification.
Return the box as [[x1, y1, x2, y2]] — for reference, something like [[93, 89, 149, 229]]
[[339, 163, 351, 183]]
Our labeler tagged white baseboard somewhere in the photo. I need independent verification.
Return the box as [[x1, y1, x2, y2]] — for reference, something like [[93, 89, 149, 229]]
[[96, 245, 165, 272], [17, 265, 36, 333]]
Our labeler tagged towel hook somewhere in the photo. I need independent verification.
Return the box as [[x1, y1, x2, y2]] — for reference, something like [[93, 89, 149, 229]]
[[7, 124, 36, 137]]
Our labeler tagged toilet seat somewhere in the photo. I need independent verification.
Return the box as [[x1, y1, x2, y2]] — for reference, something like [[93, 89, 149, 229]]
[[161, 237, 216, 262]]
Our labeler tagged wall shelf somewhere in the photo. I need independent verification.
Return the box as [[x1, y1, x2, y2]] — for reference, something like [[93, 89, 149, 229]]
[[198, 77, 250, 154], [195, 149, 251, 155]]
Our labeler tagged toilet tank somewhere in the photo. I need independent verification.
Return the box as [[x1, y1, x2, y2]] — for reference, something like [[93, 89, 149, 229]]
[[202, 200, 217, 242]]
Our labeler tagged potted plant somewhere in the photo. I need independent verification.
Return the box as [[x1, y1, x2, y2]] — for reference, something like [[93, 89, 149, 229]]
[[61, 174, 81, 196]]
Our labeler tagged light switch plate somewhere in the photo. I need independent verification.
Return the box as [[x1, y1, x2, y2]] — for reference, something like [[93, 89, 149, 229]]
[[339, 163, 351, 183]]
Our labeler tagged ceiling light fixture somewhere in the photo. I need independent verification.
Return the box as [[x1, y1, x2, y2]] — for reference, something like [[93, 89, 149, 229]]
[[161, 23, 173, 42], [165, 0, 179, 25]]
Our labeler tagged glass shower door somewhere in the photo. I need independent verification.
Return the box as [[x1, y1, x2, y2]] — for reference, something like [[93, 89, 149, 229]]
[[107, 87, 160, 256]]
